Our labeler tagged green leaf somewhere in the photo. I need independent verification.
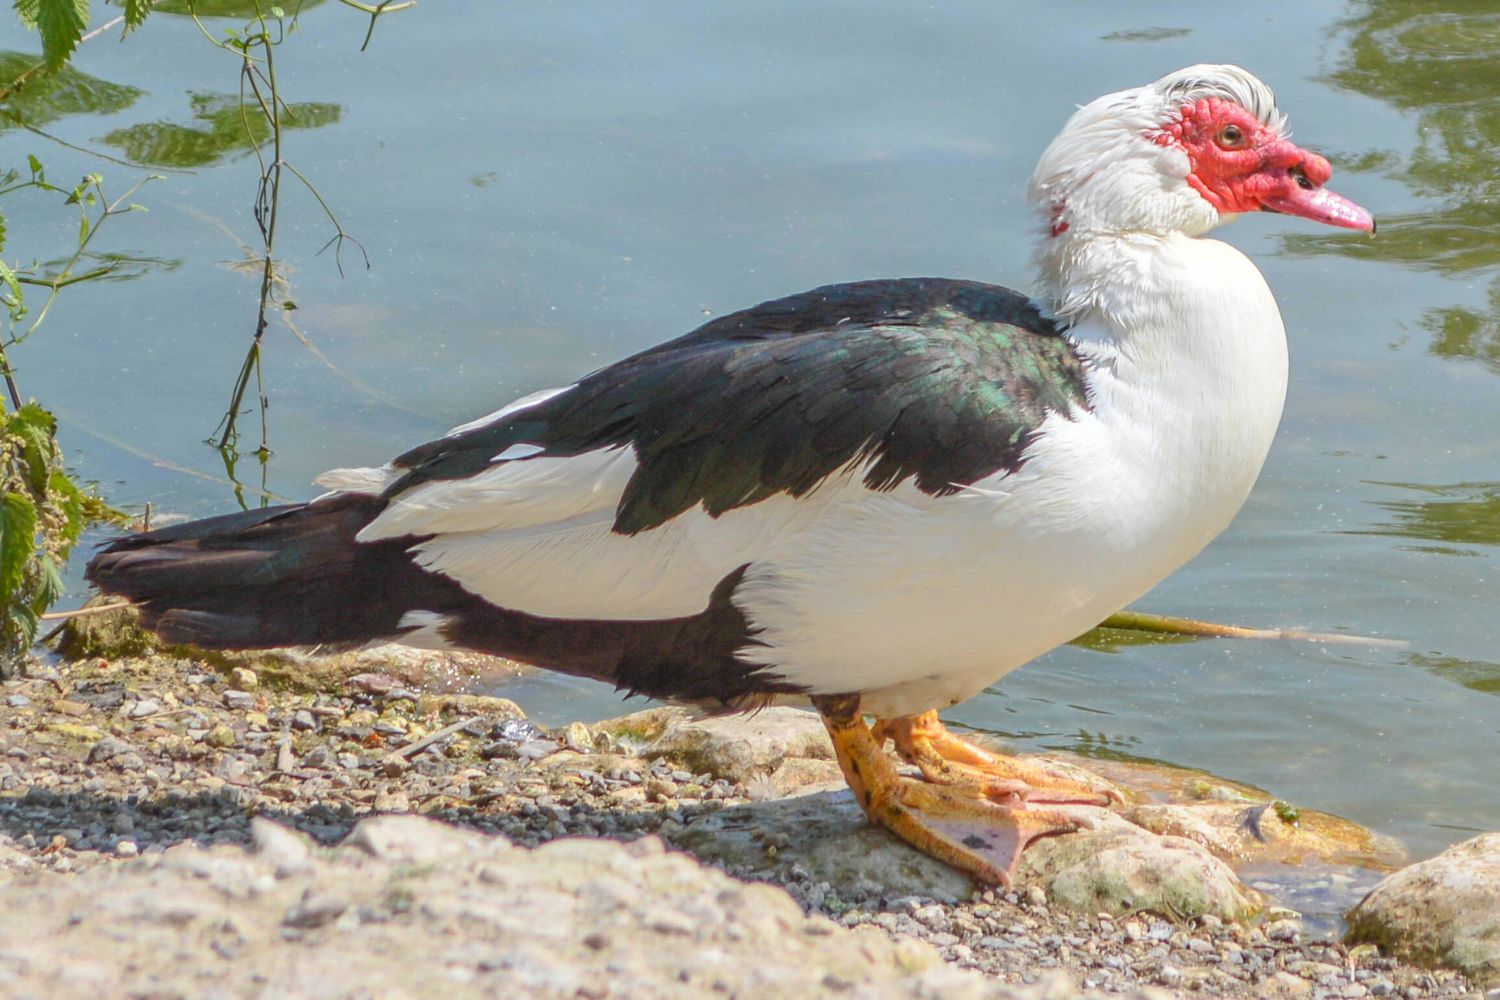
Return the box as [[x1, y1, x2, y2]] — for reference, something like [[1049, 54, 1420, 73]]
[[47, 466, 85, 542], [11, 402, 58, 494], [27, 154, 43, 179], [78, 488, 127, 528], [0, 208, 6, 256], [9, 603, 39, 652], [0, 259, 20, 319], [270, 4, 283, 16], [123, 0, 154, 31], [0, 491, 38, 603], [17, 0, 92, 71], [31, 555, 63, 611], [12, 400, 57, 437]]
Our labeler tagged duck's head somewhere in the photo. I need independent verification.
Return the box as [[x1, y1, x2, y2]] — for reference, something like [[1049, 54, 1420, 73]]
[[1029, 64, 1374, 240]]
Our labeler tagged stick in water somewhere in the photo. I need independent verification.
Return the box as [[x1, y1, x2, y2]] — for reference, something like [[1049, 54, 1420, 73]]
[[1098, 610, 1406, 648]]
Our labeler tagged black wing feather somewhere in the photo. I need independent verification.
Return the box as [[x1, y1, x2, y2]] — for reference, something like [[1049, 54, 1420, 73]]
[[391, 278, 1090, 534]]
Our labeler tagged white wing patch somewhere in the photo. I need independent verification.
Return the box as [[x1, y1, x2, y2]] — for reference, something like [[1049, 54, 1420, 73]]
[[411, 510, 712, 619], [444, 385, 570, 437], [407, 468, 869, 620], [493, 443, 545, 461], [312, 465, 401, 496], [314, 385, 572, 503], [359, 447, 637, 541]]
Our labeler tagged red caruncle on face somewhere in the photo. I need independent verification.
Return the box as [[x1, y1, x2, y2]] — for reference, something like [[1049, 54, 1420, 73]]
[[1154, 96, 1333, 217]]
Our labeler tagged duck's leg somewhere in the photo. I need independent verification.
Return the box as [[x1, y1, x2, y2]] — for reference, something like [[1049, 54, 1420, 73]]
[[872, 710, 1120, 806], [813, 694, 1083, 886]]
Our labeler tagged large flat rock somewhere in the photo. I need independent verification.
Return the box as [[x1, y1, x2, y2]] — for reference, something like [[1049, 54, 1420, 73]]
[[620, 706, 1400, 922]]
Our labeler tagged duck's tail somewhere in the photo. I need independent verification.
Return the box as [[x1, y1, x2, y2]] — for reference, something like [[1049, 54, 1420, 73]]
[[85, 494, 455, 650]]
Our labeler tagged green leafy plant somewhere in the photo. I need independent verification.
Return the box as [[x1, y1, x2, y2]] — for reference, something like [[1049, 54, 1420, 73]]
[[0, 401, 121, 671]]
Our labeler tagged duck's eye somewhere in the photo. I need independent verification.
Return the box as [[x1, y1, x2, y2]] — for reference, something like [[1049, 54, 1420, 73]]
[[1215, 124, 1245, 149]]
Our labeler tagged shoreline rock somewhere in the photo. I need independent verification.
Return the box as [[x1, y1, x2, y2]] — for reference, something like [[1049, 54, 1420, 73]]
[[0, 648, 1484, 999], [1346, 833, 1500, 988]]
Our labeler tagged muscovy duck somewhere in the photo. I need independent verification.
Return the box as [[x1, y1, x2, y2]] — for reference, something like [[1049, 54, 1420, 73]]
[[88, 65, 1374, 885]]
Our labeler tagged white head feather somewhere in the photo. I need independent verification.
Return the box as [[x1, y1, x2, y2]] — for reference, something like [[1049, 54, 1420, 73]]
[[1028, 64, 1285, 242]]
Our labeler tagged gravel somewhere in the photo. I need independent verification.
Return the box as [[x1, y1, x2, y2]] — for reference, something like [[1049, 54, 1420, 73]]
[[0, 650, 1480, 999]]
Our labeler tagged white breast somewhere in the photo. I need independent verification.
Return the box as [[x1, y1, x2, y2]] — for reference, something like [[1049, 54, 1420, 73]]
[[737, 234, 1289, 717]]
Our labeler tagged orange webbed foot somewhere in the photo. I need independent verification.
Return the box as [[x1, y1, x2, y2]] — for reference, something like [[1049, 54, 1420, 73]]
[[815, 696, 1090, 886]]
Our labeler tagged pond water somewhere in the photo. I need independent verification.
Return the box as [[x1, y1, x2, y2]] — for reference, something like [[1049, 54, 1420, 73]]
[[3, 2, 1497, 864]]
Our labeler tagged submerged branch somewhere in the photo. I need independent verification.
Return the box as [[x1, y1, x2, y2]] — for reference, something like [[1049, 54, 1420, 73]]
[[1098, 610, 1407, 648]]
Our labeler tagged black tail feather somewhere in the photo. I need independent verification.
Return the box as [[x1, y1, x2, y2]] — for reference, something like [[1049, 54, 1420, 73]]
[[86, 492, 802, 708], [85, 494, 455, 649]]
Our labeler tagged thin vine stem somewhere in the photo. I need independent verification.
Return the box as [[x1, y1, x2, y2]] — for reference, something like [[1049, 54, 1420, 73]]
[[1, 172, 159, 410], [19, 174, 160, 342], [336, 0, 417, 51], [0, 352, 21, 411], [211, 8, 285, 456], [282, 160, 368, 274], [194, 0, 392, 475]]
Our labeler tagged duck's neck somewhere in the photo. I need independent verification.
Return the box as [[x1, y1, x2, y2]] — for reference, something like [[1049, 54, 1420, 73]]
[[1035, 228, 1286, 380], [1037, 228, 1291, 539]]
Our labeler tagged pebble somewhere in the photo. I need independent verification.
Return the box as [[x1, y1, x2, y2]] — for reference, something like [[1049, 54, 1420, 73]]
[[517, 739, 560, 761], [87, 736, 136, 764], [222, 690, 257, 711], [1269, 970, 1312, 995], [1267, 919, 1302, 942], [283, 893, 349, 929], [230, 667, 259, 691], [6, 694, 31, 708], [205, 725, 236, 748], [913, 904, 947, 929], [563, 721, 593, 753]]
